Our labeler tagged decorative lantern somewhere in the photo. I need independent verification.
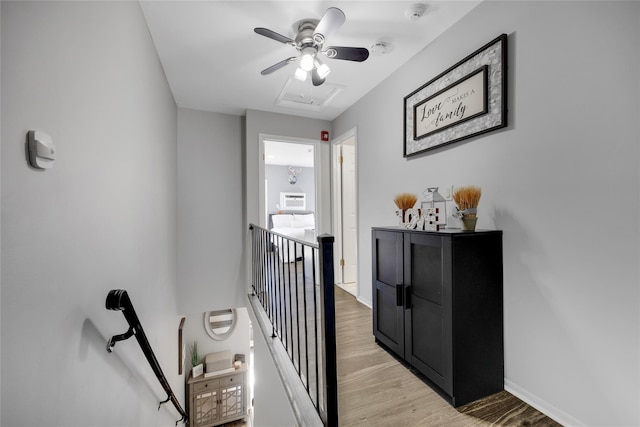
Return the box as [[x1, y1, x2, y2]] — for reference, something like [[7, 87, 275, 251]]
[[421, 187, 447, 229]]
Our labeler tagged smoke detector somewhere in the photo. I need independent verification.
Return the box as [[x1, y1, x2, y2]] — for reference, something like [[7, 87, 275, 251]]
[[370, 42, 388, 56], [405, 4, 426, 21]]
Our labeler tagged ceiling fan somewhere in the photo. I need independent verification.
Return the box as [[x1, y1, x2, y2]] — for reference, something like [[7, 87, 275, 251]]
[[254, 7, 369, 86]]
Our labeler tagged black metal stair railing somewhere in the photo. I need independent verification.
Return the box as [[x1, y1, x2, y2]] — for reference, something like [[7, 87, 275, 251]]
[[249, 224, 337, 426], [105, 289, 188, 425]]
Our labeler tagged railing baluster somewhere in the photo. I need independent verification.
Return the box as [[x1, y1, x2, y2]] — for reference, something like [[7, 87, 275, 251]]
[[269, 232, 277, 336], [290, 243, 297, 370], [254, 228, 259, 298], [311, 245, 320, 410], [259, 229, 264, 302], [260, 229, 264, 297], [296, 245, 303, 379], [279, 235, 285, 343], [275, 235, 281, 337], [285, 237, 291, 354], [263, 230, 269, 313], [302, 245, 310, 393], [264, 231, 270, 311]]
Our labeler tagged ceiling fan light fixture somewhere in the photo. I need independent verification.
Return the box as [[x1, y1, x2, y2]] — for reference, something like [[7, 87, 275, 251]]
[[315, 61, 331, 79], [300, 49, 315, 71], [294, 67, 308, 81], [255, 7, 369, 83]]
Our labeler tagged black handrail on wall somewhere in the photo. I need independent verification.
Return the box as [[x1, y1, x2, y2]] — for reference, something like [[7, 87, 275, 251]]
[[249, 224, 338, 426], [105, 289, 188, 425]]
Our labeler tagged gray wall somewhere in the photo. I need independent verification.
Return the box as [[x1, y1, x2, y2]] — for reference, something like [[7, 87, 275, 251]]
[[177, 108, 245, 313], [332, 1, 639, 426], [265, 164, 315, 215], [1, 1, 180, 426]]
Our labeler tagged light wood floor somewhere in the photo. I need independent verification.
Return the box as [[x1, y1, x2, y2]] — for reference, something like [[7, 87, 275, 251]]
[[335, 286, 562, 426]]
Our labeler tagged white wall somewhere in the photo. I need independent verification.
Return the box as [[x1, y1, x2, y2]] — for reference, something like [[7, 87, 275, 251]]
[[1, 2, 181, 426], [177, 108, 245, 313], [247, 308, 296, 427], [333, 1, 639, 426]]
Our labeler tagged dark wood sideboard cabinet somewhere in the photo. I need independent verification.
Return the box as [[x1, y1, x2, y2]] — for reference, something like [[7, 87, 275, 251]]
[[372, 227, 504, 407]]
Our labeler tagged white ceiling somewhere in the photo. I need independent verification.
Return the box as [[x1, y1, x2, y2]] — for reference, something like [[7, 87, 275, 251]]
[[139, 1, 481, 121]]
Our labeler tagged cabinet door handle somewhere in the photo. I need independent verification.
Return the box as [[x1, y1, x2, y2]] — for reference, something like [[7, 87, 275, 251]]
[[405, 286, 411, 308], [395, 284, 403, 306]]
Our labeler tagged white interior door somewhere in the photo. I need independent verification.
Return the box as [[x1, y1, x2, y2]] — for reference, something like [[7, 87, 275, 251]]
[[332, 130, 358, 296], [341, 142, 357, 284], [332, 144, 344, 284]]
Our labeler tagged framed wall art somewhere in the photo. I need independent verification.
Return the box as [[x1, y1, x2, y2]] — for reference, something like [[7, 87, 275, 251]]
[[404, 33, 507, 157]]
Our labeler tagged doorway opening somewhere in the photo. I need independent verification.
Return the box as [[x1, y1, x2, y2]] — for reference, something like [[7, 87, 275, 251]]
[[332, 129, 357, 297], [260, 137, 319, 233]]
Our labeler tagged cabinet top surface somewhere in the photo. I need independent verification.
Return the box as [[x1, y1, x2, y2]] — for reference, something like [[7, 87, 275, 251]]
[[187, 364, 247, 384], [372, 226, 502, 236]]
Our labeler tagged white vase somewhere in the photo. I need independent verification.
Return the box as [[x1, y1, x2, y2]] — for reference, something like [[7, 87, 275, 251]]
[[192, 363, 204, 378]]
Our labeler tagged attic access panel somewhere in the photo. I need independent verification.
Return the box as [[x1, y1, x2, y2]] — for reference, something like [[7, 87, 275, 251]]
[[275, 76, 344, 111]]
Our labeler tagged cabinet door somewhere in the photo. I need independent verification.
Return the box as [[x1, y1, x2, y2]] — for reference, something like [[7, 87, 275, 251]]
[[191, 380, 219, 427], [372, 230, 404, 357], [404, 233, 453, 395], [219, 374, 244, 421]]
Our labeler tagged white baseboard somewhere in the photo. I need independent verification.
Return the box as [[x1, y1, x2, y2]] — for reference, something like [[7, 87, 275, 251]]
[[504, 379, 585, 427], [356, 296, 372, 309]]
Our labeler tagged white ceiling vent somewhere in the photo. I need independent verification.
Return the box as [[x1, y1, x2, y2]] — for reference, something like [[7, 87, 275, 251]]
[[275, 76, 344, 111]]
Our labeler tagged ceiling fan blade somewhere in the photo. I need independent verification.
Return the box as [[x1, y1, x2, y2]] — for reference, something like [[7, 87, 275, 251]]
[[311, 68, 326, 86], [254, 27, 294, 45], [323, 46, 370, 62], [312, 7, 345, 44], [261, 57, 297, 75]]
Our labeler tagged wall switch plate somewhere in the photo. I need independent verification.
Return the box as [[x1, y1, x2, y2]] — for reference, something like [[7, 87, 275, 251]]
[[443, 185, 454, 200]]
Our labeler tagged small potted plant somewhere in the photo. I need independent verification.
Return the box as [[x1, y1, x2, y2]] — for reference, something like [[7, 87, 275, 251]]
[[189, 341, 204, 378], [452, 186, 482, 231], [394, 193, 417, 225]]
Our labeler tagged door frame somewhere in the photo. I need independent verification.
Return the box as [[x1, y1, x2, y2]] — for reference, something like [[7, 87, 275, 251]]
[[258, 134, 321, 231], [331, 127, 358, 293]]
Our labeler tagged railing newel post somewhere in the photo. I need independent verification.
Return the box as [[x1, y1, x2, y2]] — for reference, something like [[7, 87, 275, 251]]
[[318, 234, 338, 427]]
